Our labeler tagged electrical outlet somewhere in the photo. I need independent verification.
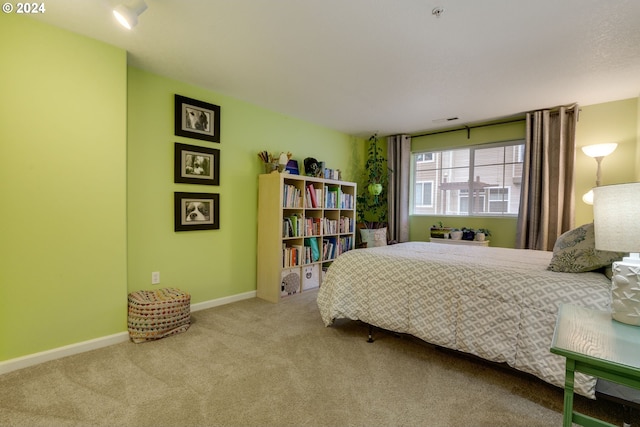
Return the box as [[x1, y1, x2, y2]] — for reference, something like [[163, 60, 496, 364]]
[[151, 271, 160, 285]]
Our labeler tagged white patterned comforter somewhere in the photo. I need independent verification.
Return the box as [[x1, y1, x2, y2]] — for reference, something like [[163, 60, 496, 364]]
[[317, 242, 611, 398]]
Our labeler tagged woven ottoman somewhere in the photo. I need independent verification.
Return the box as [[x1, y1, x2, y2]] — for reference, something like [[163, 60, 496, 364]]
[[127, 288, 191, 343]]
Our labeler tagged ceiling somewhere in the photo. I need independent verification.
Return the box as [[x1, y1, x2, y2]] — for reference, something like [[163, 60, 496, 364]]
[[33, 0, 640, 137]]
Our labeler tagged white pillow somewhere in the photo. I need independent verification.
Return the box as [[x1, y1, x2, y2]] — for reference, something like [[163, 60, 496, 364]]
[[360, 227, 387, 248]]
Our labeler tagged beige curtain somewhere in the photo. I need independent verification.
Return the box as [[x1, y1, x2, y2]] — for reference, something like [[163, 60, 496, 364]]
[[516, 105, 578, 250], [387, 134, 411, 243]]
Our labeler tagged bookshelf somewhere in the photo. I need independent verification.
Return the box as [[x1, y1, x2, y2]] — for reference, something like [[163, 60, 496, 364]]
[[257, 171, 357, 303]]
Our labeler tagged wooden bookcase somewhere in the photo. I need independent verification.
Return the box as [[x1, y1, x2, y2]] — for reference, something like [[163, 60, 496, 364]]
[[257, 171, 357, 303]]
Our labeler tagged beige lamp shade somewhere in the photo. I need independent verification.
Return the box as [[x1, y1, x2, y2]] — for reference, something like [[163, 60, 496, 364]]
[[581, 143, 618, 158], [593, 182, 640, 326], [593, 183, 640, 253]]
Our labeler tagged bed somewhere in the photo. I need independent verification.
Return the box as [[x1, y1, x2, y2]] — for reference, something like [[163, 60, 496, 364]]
[[317, 238, 615, 399]]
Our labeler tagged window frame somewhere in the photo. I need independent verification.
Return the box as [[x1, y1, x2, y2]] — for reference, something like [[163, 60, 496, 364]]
[[415, 180, 434, 208], [411, 139, 524, 218]]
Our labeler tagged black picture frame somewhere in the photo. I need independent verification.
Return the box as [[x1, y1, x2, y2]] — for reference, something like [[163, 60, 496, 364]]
[[175, 94, 220, 143], [174, 192, 220, 231], [174, 143, 220, 185]]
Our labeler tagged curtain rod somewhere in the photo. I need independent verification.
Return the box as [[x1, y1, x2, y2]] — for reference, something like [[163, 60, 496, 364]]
[[411, 104, 578, 140], [412, 117, 525, 140]]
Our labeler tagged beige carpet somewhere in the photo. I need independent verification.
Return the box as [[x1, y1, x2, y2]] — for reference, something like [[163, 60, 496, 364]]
[[0, 290, 627, 426]]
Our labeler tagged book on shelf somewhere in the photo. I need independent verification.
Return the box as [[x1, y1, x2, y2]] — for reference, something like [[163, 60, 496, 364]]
[[339, 216, 352, 233], [283, 183, 302, 208], [304, 237, 320, 262], [322, 236, 339, 261], [322, 218, 338, 235], [282, 214, 303, 238], [282, 243, 304, 267], [304, 217, 321, 236], [341, 193, 354, 209], [305, 184, 319, 208]]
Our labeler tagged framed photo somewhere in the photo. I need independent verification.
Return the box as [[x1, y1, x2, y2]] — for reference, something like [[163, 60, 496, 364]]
[[175, 94, 220, 143], [174, 192, 220, 231], [175, 143, 220, 185]]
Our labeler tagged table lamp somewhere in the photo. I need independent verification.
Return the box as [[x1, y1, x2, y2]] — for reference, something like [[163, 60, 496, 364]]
[[593, 182, 640, 326]]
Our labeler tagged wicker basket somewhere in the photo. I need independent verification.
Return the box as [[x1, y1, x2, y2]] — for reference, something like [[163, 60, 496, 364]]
[[127, 288, 191, 343]]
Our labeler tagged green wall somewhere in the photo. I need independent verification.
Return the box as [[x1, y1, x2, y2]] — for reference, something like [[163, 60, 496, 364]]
[[0, 15, 127, 360], [0, 16, 360, 362], [127, 68, 360, 304]]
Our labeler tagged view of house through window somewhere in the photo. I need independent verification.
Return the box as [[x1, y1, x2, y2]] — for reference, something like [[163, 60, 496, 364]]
[[413, 141, 525, 216]]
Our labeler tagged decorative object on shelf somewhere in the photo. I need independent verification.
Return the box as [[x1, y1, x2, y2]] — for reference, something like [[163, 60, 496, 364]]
[[278, 152, 292, 172], [175, 94, 220, 143], [357, 133, 388, 227], [174, 192, 220, 231], [461, 227, 475, 241], [285, 159, 299, 175], [581, 142, 617, 204], [450, 229, 463, 240], [174, 143, 220, 185], [475, 228, 491, 242], [430, 222, 452, 239], [304, 157, 322, 177], [258, 150, 277, 173], [593, 182, 640, 326]]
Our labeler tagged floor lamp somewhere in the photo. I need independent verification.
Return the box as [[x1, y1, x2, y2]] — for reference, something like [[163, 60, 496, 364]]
[[581, 143, 617, 205]]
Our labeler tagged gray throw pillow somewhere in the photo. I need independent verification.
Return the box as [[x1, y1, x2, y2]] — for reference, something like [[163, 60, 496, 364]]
[[548, 223, 626, 273]]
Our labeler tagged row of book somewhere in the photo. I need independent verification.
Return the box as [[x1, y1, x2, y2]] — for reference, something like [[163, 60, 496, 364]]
[[322, 236, 354, 261], [305, 184, 322, 208], [324, 217, 354, 235], [324, 168, 341, 180], [282, 236, 354, 267], [283, 183, 303, 208], [324, 185, 354, 209], [282, 182, 354, 210], [283, 237, 320, 267], [283, 215, 354, 238]]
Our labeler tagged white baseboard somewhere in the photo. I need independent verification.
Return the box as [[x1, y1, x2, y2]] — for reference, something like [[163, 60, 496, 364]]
[[0, 290, 257, 376], [0, 332, 130, 376], [190, 290, 256, 312]]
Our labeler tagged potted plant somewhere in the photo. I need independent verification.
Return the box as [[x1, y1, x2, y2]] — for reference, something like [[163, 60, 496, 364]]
[[356, 133, 389, 229], [450, 228, 463, 240], [430, 222, 452, 239], [365, 134, 386, 198], [461, 227, 476, 241], [475, 228, 491, 242]]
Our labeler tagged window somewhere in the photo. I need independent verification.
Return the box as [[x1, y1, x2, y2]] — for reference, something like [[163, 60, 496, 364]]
[[415, 181, 434, 207], [416, 153, 434, 163], [412, 140, 524, 216]]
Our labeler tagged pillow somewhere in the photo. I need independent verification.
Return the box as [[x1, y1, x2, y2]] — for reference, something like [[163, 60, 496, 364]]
[[360, 227, 388, 248], [547, 223, 626, 273]]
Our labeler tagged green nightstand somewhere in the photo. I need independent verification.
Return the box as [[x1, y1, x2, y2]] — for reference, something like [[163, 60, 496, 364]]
[[551, 304, 640, 427]]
